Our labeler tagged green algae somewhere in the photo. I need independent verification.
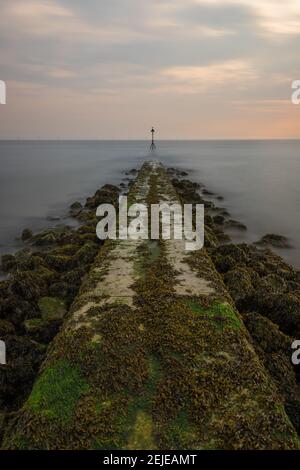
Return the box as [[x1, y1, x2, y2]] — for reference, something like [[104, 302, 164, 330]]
[[188, 300, 242, 331], [27, 359, 90, 424], [25, 318, 43, 328], [116, 355, 162, 445], [8, 433, 29, 450], [164, 411, 198, 450]]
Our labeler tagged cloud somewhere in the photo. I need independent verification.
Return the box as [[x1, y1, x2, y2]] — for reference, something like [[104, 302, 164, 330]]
[[187, 0, 300, 36], [160, 60, 258, 94], [0, 0, 299, 138]]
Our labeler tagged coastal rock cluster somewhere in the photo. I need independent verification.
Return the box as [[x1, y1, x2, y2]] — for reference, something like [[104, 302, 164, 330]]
[[173, 172, 300, 435], [2, 162, 299, 450], [0, 182, 120, 439], [0, 164, 299, 449]]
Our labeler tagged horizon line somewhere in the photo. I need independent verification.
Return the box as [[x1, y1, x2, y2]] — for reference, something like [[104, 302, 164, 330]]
[[1, 138, 300, 142]]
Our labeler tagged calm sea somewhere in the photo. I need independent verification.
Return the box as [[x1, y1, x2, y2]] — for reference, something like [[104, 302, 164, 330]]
[[0, 140, 299, 267]]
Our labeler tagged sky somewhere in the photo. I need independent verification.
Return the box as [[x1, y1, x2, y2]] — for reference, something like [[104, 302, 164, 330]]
[[0, 0, 300, 139]]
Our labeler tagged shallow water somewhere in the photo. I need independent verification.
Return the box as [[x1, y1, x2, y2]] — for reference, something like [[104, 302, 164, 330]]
[[0, 140, 299, 267]]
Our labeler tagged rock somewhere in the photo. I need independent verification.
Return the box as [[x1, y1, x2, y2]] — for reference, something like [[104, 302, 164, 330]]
[[1, 254, 16, 272], [242, 292, 300, 338], [172, 179, 202, 206], [202, 189, 214, 196], [247, 260, 266, 276], [0, 293, 39, 326], [74, 242, 99, 266], [70, 201, 82, 210], [213, 215, 225, 225], [77, 224, 96, 235], [204, 227, 219, 249], [24, 318, 44, 335], [255, 234, 292, 249], [221, 209, 230, 217], [46, 215, 61, 221], [224, 267, 254, 302], [10, 271, 48, 302], [0, 411, 6, 443], [268, 294, 300, 337], [69, 201, 83, 217], [212, 244, 249, 265], [30, 225, 77, 248], [0, 319, 15, 336], [76, 209, 95, 222], [38, 296, 66, 322], [44, 254, 74, 272], [21, 229, 33, 242], [260, 274, 287, 294], [30, 230, 58, 246], [0, 335, 46, 408], [243, 312, 300, 433], [213, 254, 236, 274], [167, 168, 189, 177], [215, 230, 231, 244], [225, 219, 247, 231], [50, 243, 80, 257], [49, 282, 75, 306], [49, 266, 85, 305], [85, 184, 120, 210], [24, 318, 61, 343], [210, 207, 230, 216], [14, 249, 35, 271], [125, 169, 137, 175]]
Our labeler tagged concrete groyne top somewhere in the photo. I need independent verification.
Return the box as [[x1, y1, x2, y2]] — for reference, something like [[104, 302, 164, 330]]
[[4, 162, 299, 450]]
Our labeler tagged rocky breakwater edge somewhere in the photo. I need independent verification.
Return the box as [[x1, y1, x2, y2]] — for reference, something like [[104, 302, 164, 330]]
[[0, 162, 300, 449], [0, 173, 134, 440]]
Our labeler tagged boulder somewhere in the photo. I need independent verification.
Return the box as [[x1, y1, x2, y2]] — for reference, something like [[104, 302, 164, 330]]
[[0, 335, 45, 408], [10, 271, 48, 302], [212, 244, 248, 265], [21, 229, 33, 242], [38, 296, 66, 322], [225, 219, 247, 231], [85, 184, 120, 210], [125, 169, 137, 176], [243, 312, 300, 433], [69, 201, 83, 217], [213, 215, 225, 225], [255, 233, 292, 249], [74, 242, 99, 266], [224, 267, 254, 303], [0, 319, 15, 336], [1, 254, 16, 272]]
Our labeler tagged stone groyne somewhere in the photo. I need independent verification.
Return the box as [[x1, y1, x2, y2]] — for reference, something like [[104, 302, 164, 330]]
[[2, 162, 300, 450]]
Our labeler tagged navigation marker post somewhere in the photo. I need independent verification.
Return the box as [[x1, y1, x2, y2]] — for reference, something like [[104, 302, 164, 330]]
[[150, 127, 156, 151]]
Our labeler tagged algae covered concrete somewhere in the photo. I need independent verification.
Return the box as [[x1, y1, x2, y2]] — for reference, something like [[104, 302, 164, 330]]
[[3, 162, 300, 450]]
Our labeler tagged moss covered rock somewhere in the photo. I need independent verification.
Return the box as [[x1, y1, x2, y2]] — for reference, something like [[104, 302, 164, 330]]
[[1, 254, 16, 272], [10, 271, 48, 302], [38, 297, 66, 322], [243, 312, 300, 433], [223, 267, 254, 303]]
